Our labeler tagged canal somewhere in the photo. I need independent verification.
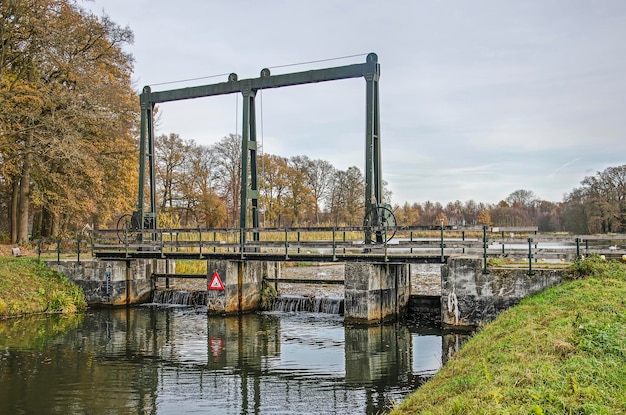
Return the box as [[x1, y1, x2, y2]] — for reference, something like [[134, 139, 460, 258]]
[[0, 307, 467, 414]]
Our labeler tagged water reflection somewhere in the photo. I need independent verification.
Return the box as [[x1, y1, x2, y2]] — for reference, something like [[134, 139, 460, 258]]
[[0, 308, 468, 414]]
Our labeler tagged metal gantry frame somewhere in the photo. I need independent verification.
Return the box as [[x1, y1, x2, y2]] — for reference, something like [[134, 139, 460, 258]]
[[136, 53, 383, 244]]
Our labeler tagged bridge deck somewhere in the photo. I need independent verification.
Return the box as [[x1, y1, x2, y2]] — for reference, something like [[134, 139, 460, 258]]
[[94, 250, 449, 264]]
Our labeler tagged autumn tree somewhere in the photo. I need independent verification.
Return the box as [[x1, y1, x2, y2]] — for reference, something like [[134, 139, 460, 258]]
[[562, 165, 626, 233], [420, 201, 444, 226], [290, 156, 334, 224], [462, 200, 480, 226], [155, 133, 188, 211], [444, 200, 463, 226], [182, 142, 226, 227], [212, 134, 242, 227], [477, 209, 492, 226], [560, 188, 589, 234], [394, 202, 421, 225], [258, 153, 290, 227], [326, 166, 365, 226], [434, 212, 449, 227], [0, 0, 137, 241]]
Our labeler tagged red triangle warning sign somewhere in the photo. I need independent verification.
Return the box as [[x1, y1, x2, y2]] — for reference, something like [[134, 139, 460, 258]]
[[208, 271, 225, 291]]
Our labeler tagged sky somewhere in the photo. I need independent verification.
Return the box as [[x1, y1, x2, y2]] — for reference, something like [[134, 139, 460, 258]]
[[83, 0, 626, 206]]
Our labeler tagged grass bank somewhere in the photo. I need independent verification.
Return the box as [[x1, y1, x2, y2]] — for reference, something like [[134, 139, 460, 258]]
[[0, 258, 87, 318], [391, 256, 626, 414]]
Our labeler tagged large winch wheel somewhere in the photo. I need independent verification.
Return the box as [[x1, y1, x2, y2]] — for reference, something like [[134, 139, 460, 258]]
[[116, 214, 135, 243], [363, 205, 397, 243]]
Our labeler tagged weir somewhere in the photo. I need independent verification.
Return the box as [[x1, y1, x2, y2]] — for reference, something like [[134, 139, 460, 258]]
[[47, 256, 570, 326], [269, 296, 344, 314]]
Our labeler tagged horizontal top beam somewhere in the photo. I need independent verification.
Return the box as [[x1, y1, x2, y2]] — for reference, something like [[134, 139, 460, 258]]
[[140, 53, 379, 105]]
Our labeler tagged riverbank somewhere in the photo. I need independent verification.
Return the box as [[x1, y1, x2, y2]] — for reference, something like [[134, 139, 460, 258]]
[[0, 257, 87, 318], [390, 255, 626, 414]]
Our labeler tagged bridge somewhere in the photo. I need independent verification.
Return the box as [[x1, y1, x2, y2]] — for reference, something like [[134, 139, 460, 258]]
[[86, 225, 626, 263], [41, 225, 626, 327]]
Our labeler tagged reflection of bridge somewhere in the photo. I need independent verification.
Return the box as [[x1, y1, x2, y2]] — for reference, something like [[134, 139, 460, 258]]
[[126, 309, 450, 414]]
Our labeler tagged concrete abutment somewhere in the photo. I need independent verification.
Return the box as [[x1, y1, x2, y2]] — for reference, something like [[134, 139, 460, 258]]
[[204, 260, 279, 314], [441, 257, 566, 327], [344, 262, 410, 324], [46, 259, 163, 306]]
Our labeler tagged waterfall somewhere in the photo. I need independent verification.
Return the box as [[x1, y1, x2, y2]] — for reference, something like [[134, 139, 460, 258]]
[[152, 290, 208, 306], [152, 291, 344, 314], [270, 295, 344, 314]]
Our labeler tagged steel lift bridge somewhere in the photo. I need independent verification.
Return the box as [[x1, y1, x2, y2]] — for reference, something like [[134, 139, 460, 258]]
[[128, 53, 395, 246]]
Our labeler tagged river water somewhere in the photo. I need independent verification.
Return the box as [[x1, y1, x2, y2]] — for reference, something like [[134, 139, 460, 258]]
[[0, 307, 465, 415]]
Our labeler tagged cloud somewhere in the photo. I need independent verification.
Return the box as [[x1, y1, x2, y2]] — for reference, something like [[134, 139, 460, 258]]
[[85, 0, 626, 206]]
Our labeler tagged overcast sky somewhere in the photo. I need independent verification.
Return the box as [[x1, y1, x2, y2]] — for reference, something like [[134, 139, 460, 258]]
[[84, 0, 626, 206]]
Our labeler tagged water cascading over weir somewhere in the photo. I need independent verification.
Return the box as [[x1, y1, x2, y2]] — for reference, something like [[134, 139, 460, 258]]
[[152, 290, 211, 307], [268, 295, 344, 314], [147, 259, 410, 323], [151, 290, 345, 315]]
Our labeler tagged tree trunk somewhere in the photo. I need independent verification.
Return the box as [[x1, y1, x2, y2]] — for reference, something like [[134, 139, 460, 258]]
[[41, 206, 54, 238], [17, 132, 33, 243], [31, 210, 42, 239], [10, 178, 19, 244]]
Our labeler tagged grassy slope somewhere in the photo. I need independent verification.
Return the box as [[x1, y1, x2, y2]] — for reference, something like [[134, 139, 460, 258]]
[[391, 256, 626, 415], [0, 258, 87, 317]]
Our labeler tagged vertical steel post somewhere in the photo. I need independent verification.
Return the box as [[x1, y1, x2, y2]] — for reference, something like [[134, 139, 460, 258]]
[[165, 257, 169, 289], [124, 229, 128, 258], [138, 86, 157, 234], [284, 229, 289, 260], [482, 225, 489, 274], [527, 238, 534, 275], [332, 228, 337, 261], [159, 229, 164, 257], [462, 230, 466, 254], [384, 227, 388, 262], [199, 229, 203, 258], [440, 220, 445, 263], [147, 96, 156, 236], [575, 237, 580, 259], [138, 87, 148, 232], [364, 53, 381, 244], [239, 87, 259, 246]]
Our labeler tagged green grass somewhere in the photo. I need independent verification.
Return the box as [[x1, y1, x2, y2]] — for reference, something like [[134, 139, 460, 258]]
[[0, 258, 87, 317], [390, 255, 626, 415]]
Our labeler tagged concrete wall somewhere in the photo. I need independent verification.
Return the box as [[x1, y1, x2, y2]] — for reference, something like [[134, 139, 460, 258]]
[[46, 259, 158, 306], [344, 263, 410, 323], [205, 260, 278, 314], [441, 257, 567, 327], [406, 295, 440, 325]]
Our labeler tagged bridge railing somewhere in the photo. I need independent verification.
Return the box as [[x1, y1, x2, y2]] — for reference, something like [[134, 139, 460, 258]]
[[34, 226, 626, 263], [34, 237, 94, 262]]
